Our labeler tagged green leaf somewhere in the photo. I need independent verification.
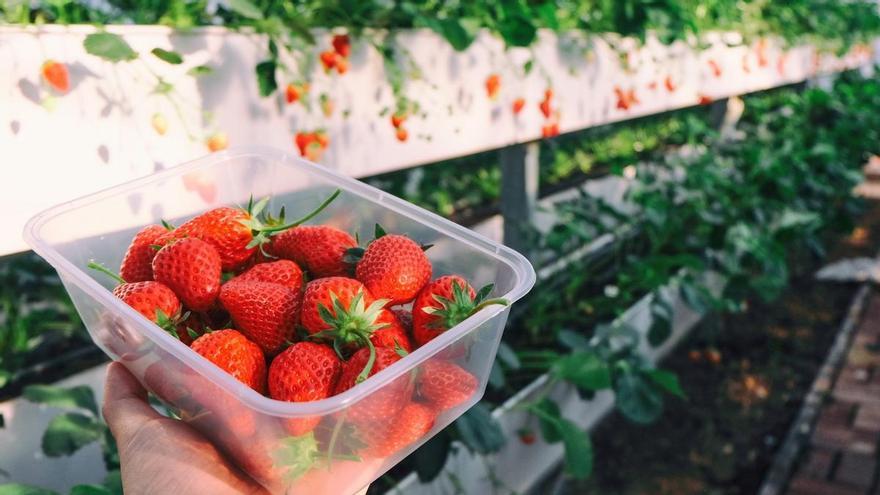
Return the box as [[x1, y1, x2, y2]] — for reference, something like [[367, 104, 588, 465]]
[[0, 485, 58, 495], [496, 341, 521, 369], [412, 431, 451, 482], [426, 18, 479, 51], [70, 486, 110, 495], [0, 370, 10, 388], [255, 60, 278, 97], [645, 369, 686, 399], [101, 471, 122, 495], [557, 329, 591, 350], [497, 10, 537, 47], [227, 0, 263, 19], [83, 33, 138, 63], [187, 65, 214, 76], [41, 412, 104, 457], [536, 3, 560, 31], [679, 282, 708, 314], [150, 48, 183, 65], [532, 398, 563, 443], [647, 295, 674, 347], [488, 359, 505, 389], [558, 419, 593, 478], [454, 404, 505, 454], [551, 352, 611, 391], [23, 385, 98, 416], [614, 370, 664, 424]]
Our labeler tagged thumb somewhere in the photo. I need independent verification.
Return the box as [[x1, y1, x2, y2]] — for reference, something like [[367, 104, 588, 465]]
[[102, 361, 162, 443]]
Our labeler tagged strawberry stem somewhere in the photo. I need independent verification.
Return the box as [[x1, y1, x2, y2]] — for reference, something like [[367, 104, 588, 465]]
[[261, 189, 341, 234], [87, 260, 126, 284], [355, 340, 377, 384], [471, 297, 510, 315]]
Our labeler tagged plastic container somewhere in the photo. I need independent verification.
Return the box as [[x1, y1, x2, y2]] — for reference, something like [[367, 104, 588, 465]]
[[23, 147, 536, 494]]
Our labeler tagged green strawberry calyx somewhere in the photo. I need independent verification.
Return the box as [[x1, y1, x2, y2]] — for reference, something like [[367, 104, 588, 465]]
[[239, 188, 342, 255], [423, 281, 509, 330]]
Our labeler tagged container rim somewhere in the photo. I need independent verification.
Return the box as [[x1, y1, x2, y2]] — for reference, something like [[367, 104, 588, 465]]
[[22, 146, 536, 417]]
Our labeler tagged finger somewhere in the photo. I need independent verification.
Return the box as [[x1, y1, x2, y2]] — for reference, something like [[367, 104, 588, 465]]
[[102, 361, 162, 442]]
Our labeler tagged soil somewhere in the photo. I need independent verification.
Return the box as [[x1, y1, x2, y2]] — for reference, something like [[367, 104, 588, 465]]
[[547, 200, 880, 495]]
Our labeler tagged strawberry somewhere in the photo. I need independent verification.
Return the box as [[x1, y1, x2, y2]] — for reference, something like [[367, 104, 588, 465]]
[[485, 74, 501, 100], [418, 360, 478, 411], [175, 311, 208, 346], [320, 51, 338, 72], [698, 94, 713, 106], [372, 310, 413, 353], [412, 275, 508, 347], [541, 122, 560, 138], [152, 237, 222, 311], [395, 127, 408, 142], [191, 329, 267, 394], [295, 132, 316, 157], [334, 346, 412, 425], [335, 57, 349, 75], [756, 39, 769, 67], [119, 224, 169, 283], [359, 402, 435, 458], [332, 34, 351, 58], [742, 54, 752, 74], [315, 131, 330, 150], [614, 86, 629, 110], [354, 234, 432, 305], [708, 59, 722, 78], [206, 132, 228, 152], [518, 429, 536, 445], [390, 113, 406, 129], [544, 88, 554, 101], [233, 259, 304, 291], [113, 281, 181, 325], [156, 191, 340, 271], [539, 99, 552, 118], [268, 342, 342, 435], [41, 60, 69, 93], [285, 84, 301, 104], [664, 75, 677, 93], [512, 98, 525, 115], [219, 280, 300, 356], [151, 113, 168, 135], [272, 225, 356, 278]]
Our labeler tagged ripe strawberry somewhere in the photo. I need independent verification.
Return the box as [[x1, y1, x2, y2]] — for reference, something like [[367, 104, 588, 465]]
[[219, 280, 300, 356], [320, 50, 338, 72], [156, 191, 340, 271], [268, 342, 342, 435], [485, 74, 500, 100], [518, 428, 536, 445], [391, 113, 406, 128], [233, 259, 304, 291], [315, 131, 330, 150], [544, 88, 554, 101], [151, 113, 168, 135], [512, 98, 525, 115], [708, 59, 722, 78], [295, 132, 316, 157], [334, 346, 412, 425], [41, 60, 69, 93], [359, 402, 435, 458], [372, 310, 413, 353], [119, 224, 169, 283], [541, 122, 560, 138], [285, 84, 301, 104], [354, 234, 432, 305], [395, 127, 408, 142], [756, 39, 768, 67], [272, 225, 356, 278], [332, 34, 351, 58], [412, 275, 508, 347], [191, 329, 267, 394], [113, 281, 181, 324], [539, 99, 552, 118], [418, 360, 478, 411], [335, 57, 349, 75], [698, 94, 713, 106], [152, 237, 222, 311], [206, 132, 228, 152], [175, 311, 208, 346], [664, 75, 677, 93]]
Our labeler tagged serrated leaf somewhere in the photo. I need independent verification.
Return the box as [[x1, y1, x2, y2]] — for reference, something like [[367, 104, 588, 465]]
[[645, 369, 686, 399], [83, 33, 138, 63], [425, 18, 479, 51], [0, 485, 58, 495], [454, 404, 505, 454], [559, 419, 592, 478], [227, 0, 263, 19], [42, 412, 104, 457], [255, 60, 278, 97], [23, 385, 98, 415], [551, 352, 611, 391], [412, 430, 451, 482], [614, 370, 664, 424], [532, 398, 563, 443], [150, 48, 183, 65]]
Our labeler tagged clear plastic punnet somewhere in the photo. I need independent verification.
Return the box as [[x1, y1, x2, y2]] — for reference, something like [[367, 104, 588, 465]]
[[23, 147, 536, 494]]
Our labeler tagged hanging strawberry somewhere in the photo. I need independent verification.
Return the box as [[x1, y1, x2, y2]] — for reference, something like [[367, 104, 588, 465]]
[[206, 132, 228, 152], [485, 74, 501, 100], [41, 60, 69, 93]]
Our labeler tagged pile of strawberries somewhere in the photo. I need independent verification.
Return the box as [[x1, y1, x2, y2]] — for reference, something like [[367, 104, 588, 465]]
[[92, 189, 506, 459]]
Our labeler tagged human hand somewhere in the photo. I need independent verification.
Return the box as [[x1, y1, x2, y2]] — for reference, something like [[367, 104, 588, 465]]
[[102, 361, 269, 495]]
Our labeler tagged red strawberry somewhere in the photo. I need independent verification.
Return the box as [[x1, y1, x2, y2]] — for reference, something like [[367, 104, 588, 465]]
[[219, 281, 300, 356], [175, 311, 208, 346], [544, 88, 554, 101], [113, 281, 181, 324], [233, 259, 304, 291], [41, 60, 69, 93], [371, 310, 413, 353], [539, 99, 552, 118], [664, 75, 677, 93], [485, 74, 501, 100], [412, 275, 508, 347], [512, 98, 525, 115], [390, 113, 406, 128], [518, 429, 536, 445], [332, 34, 351, 58], [315, 131, 330, 150], [156, 191, 339, 271], [541, 122, 560, 138], [355, 234, 432, 305], [320, 50, 338, 72], [285, 84, 301, 104], [698, 94, 713, 106], [334, 346, 412, 425], [359, 402, 435, 458], [191, 329, 267, 394], [418, 360, 478, 411], [272, 225, 356, 278], [152, 237, 222, 311], [119, 224, 168, 282], [395, 127, 408, 142], [335, 57, 349, 75], [294, 132, 317, 157], [708, 59, 722, 78], [268, 342, 342, 435]]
